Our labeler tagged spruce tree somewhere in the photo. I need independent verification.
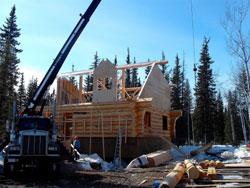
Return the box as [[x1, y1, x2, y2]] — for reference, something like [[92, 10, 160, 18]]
[[145, 59, 151, 79], [193, 38, 217, 144], [26, 77, 38, 106], [17, 73, 26, 112], [69, 64, 77, 87], [114, 55, 118, 66], [125, 48, 131, 88], [224, 107, 233, 144], [183, 79, 193, 144], [160, 51, 171, 82], [84, 51, 100, 92], [171, 54, 185, 145], [171, 54, 182, 110], [0, 5, 22, 136], [131, 57, 139, 87], [214, 92, 225, 144]]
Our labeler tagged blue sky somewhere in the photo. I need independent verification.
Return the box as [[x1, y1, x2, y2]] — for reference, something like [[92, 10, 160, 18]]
[[0, 0, 248, 94]]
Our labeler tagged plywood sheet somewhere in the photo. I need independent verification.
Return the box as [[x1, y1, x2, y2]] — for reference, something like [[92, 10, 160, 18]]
[[138, 64, 171, 111]]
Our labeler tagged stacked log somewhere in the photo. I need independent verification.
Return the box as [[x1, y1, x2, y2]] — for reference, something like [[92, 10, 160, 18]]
[[196, 165, 207, 179], [199, 160, 210, 169], [207, 167, 217, 180], [184, 159, 200, 180], [159, 163, 185, 188]]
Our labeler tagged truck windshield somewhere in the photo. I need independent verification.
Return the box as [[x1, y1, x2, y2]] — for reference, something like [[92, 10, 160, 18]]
[[18, 118, 50, 131]]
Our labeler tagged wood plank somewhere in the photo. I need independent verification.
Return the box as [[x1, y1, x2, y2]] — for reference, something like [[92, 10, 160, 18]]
[[224, 163, 250, 168], [196, 179, 250, 183], [176, 184, 250, 188]]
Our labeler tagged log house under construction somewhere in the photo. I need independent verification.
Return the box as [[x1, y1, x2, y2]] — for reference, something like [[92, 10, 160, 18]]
[[47, 59, 182, 159]]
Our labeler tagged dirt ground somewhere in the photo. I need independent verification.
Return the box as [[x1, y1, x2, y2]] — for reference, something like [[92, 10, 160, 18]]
[[0, 161, 177, 188]]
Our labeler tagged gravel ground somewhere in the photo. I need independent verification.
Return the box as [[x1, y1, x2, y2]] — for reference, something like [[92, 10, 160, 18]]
[[0, 161, 177, 188]]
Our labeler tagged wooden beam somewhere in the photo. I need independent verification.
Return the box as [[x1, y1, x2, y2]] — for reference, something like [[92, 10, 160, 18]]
[[146, 150, 173, 167], [190, 143, 212, 156], [57, 60, 168, 78]]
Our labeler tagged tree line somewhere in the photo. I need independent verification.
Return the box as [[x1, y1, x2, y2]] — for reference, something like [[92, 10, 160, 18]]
[[0, 3, 249, 146]]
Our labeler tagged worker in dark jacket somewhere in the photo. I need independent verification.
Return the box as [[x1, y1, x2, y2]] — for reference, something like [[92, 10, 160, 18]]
[[73, 136, 80, 160]]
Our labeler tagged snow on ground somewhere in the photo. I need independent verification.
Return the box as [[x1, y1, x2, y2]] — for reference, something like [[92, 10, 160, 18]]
[[0, 145, 249, 172], [172, 145, 250, 163], [77, 153, 114, 171]]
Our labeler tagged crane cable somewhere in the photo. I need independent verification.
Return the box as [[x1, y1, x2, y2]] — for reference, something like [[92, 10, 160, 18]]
[[190, 0, 197, 87]]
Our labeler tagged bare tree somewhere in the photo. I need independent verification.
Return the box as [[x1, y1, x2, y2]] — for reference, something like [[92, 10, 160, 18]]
[[222, 0, 250, 128]]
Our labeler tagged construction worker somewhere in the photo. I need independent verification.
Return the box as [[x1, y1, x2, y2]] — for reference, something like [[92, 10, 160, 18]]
[[73, 136, 80, 160]]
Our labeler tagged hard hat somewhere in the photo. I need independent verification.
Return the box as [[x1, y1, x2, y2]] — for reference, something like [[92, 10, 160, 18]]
[[74, 136, 78, 139]]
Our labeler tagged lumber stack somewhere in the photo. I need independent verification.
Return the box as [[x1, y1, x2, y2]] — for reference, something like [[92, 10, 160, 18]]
[[159, 163, 185, 188], [190, 143, 213, 156]]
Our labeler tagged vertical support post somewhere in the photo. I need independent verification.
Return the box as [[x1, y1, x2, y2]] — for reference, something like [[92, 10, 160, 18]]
[[101, 111, 105, 161], [89, 109, 92, 155], [79, 75, 83, 103], [122, 69, 125, 100], [118, 114, 121, 168], [125, 119, 127, 143]]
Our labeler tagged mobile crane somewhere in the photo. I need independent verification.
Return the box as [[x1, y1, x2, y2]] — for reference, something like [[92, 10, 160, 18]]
[[3, 0, 101, 174]]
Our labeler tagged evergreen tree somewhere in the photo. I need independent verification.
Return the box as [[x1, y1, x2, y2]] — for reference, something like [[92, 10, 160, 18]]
[[91, 51, 100, 69], [0, 5, 22, 136], [26, 77, 38, 106], [131, 57, 139, 87], [125, 48, 131, 88], [171, 54, 182, 110], [69, 64, 77, 87], [171, 54, 185, 145], [17, 72, 26, 112], [145, 59, 151, 79], [84, 51, 100, 92], [214, 92, 225, 144], [160, 51, 171, 82], [183, 79, 193, 144], [46, 89, 56, 106], [114, 55, 118, 66], [193, 38, 217, 144], [224, 107, 233, 145]]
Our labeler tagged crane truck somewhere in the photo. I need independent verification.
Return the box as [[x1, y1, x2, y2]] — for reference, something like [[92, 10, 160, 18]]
[[3, 0, 101, 174]]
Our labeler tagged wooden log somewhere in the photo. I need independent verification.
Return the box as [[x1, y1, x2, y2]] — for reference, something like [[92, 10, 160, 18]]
[[207, 167, 217, 180], [199, 160, 209, 169], [146, 150, 173, 167], [184, 159, 200, 180], [208, 160, 216, 167], [159, 163, 185, 188], [224, 162, 250, 168], [196, 165, 206, 179], [190, 143, 212, 156], [215, 160, 223, 169]]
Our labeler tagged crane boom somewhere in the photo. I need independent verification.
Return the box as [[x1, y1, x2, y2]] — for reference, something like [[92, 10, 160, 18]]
[[23, 0, 101, 115]]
